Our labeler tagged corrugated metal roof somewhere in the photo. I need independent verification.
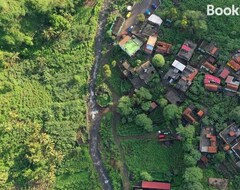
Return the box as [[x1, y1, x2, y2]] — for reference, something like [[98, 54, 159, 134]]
[[172, 60, 186, 72], [148, 14, 163, 26]]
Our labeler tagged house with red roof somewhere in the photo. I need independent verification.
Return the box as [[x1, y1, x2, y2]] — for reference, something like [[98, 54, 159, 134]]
[[182, 105, 205, 124], [225, 76, 239, 92], [227, 59, 240, 72], [204, 83, 219, 92], [201, 61, 217, 74], [177, 40, 197, 62], [155, 41, 172, 55], [200, 126, 217, 154], [136, 181, 171, 190], [204, 74, 221, 85], [219, 68, 230, 79], [198, 40, 219, 58]]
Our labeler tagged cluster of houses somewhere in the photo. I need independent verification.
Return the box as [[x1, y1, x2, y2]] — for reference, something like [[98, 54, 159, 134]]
[[180, 103, 240, 169], [111, 1, 173, 92], [110, 1, 240, 189], [119, 60, 157, 89], [197, 40, 240, 94], [220, 123, 240, 167]]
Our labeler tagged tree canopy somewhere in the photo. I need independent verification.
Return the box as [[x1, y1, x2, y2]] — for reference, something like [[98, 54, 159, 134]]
[[229, 106, 240, 124], [163, 104, 181, 122], [118, 96, 132, 115], [183, 167, 203, 183], [152, 54, 165, 68], [135, 114, 153, 132]]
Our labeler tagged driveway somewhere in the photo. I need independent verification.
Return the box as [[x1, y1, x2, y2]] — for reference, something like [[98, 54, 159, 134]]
[[119, 0, 161, 35]]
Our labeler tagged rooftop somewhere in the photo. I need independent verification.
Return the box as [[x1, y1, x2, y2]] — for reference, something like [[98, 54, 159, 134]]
[[165, 89, 185, 105], [135, 61, 157, 84], [227, 59, 240, 72], [201, 61, 217, 73], [219, 123, 240, 145], [145, 36, 157, 54], [119, 35, 143, 56], [204, 74, 221, 85], [155, 41, 172, 55], [182, 105, 204, 124], [225, 76, 240, 86], [148, 14, 163, 26], [141, 181, 171, 190], [198, 40, 219, 57], [200, 127, 217, 153], [219, 68, 230, 79], [172, 60, 186, 72], [177, 40, 197, 61], [111, 17, 125, 36]]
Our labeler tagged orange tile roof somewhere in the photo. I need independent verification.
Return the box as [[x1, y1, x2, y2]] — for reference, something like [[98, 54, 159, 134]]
[[204, 83, 219, 91], [186, 68, 198, 82], [119, 35, 131, 47], [229, 131, 236, 137], [227, 60, 240, 71], [224, 144, 230, 151], [203, 61, 217, 73], [226, 84, 239, 91], [210, 47, 218, 55], [208, 146, 217, 153], [197, 110, 204, 117]]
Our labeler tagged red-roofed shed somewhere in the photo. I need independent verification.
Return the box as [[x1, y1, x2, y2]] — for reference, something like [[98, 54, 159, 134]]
[[219, 68, 230, 79], [142, 181, 171, 190]]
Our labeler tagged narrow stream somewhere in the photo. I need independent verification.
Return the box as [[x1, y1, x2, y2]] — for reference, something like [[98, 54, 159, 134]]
[[88, 1, 113, 190]]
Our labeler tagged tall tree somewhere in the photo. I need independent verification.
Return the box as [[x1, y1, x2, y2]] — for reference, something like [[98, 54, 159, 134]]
[[135, 114, 153, 132], [152, 54, 165, 68], [183, 167, 203, 183], [118, 96, 132, 116], [163, 104, 181, 122]]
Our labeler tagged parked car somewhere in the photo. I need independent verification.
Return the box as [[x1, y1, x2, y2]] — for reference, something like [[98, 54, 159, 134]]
[[152, 3, 157, 9], [145, 9, 151, 16], [126, 12, 132, 18], [128, 25, 134, 33]]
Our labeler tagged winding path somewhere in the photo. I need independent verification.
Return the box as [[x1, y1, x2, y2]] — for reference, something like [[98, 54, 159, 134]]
[[88, 1, 113, 190]]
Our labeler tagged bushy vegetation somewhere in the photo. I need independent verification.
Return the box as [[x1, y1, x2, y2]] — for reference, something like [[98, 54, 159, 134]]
[[99, 113, 123, 190], [96, 83, 112, 107], [121, 139, 184, 188], [0, 0, 103, 189]]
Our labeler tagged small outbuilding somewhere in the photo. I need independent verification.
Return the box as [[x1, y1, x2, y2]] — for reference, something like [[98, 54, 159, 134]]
[[148, 14, 163, 26]]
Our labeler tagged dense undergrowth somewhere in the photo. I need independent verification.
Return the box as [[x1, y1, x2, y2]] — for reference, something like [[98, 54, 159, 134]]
[[0, 0, 103, 189]]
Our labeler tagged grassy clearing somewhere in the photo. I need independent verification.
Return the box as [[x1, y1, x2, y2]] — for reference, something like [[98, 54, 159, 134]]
[[121, 139, 184, 188]]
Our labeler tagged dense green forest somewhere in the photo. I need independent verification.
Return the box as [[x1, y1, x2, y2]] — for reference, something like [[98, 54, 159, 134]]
[[0, 0, 103, 189]]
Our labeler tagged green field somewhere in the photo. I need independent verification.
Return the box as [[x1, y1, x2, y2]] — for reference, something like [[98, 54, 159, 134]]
[[121, 139, 184, 188]]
